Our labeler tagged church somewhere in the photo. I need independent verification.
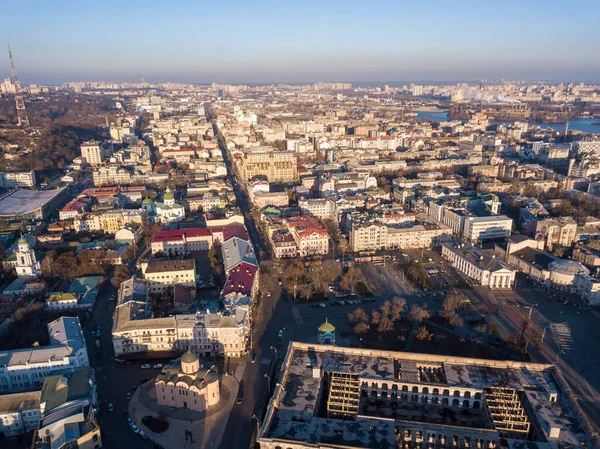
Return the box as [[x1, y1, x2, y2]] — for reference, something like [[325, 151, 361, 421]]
[[14, 238, 41, 277]]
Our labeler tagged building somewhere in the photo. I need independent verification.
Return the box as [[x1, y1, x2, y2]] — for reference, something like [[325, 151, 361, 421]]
[[151, 228, 213, 256], [152, 189, 185, 224], [257, 343, 593, 449], [0, 317, 89, 394], [155, 351, 220, 412], [222, 237, 258, 273], [80, 141, 104, 166], [0, 187, 69, 221], [535, 217, 577, 250], [270, 230, 298, 259], [112, 278, 250, 358], [298, 198, 336, 221], [0, 391, 41, 437], [141, 259, 196, 294], [317, 319, 335, 345], [442, 240, 516, 289], [574, 273, 600, 306], [286, 216, 329, 257], [0, 170, 36, 188], [92, 165, 132, 186], [14, 238, 41, 276], [350, 221, 451, 252], [34, 366, 101, 449], [239, 151, 298, 183], [463, 215, 513, 243]]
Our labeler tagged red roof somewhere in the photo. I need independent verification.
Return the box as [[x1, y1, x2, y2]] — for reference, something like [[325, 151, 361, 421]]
[[223, 223, 249, 241], [80, 187, 120, 197], [152, 228, 212, 243], [221, 262, 258, 296]]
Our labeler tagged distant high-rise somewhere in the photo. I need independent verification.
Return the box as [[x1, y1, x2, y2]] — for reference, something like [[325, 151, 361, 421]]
[[411, 85, 423, 96], [7, 45, 29, 127]]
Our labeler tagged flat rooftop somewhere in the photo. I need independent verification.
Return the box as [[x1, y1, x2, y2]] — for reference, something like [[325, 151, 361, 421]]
[[0, 187, 66, 216], [259, 343, 592, 449]]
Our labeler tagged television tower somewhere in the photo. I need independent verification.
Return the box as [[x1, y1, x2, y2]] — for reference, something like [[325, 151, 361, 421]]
[[8, 44, 29, 127]]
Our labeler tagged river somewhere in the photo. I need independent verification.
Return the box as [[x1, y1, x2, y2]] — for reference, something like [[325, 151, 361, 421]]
[[416, 112, 600, 134]]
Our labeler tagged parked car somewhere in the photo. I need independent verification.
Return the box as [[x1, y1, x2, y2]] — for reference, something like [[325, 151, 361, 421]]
[[107, 403, 113, 412], [130, 424, 140, 434], [141, 364, 151, 369], [138, 430, 148, 440], [126, 392, 132, 400], [153, 363, 163, 369], [127, 417, 133, 425]]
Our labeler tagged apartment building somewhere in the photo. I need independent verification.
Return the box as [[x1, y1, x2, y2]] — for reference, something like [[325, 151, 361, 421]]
[[298, 198, 336, 221], [0, 391, 41, 436], [286, 216, 329, 257], [535, 217, 577, 250], [350, 221, 451, 252], [0, 317, 89, 394], [239, 151, 298, 183], [112, 278, 249, 358], [73, 209, 147, 234], [92, 165, 132, 186], [0, 170, 37, 188], [442, 240, 516, 289], [80, 141, 104, 166], [463, 215, 513, 243], [270, 230, 298, 259], [151, 228, 214, 256], [141, 259, 196, 294]]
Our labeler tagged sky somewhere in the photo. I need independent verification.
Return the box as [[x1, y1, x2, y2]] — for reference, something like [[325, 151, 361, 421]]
[[1, 0, 599, 85]]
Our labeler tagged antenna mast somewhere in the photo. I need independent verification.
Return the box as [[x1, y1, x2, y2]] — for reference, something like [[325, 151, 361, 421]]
[[8, 44, 29, 127]]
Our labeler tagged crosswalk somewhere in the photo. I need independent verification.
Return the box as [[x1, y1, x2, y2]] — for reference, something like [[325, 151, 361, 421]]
[[549, 322, 574, 354]]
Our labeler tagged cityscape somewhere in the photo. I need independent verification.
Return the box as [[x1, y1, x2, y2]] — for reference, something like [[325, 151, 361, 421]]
[[1, 2, 600, 449]]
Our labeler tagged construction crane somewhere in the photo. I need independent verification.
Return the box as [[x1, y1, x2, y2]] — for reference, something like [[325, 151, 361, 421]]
[[8, 43, 29, 127]]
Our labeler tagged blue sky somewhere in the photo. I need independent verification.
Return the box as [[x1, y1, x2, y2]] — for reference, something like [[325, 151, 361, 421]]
[[1, 0, 599, 84]]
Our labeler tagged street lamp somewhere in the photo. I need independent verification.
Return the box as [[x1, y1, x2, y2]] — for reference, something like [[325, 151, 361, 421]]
[[252, 414, 261, 438], [264, 373, 271, 397]]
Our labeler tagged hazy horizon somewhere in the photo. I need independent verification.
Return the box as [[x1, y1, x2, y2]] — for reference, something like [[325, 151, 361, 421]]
[[1, 0, 599, 85]]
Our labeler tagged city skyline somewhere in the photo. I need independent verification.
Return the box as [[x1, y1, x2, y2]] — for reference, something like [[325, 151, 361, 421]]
[[1, 0, 600, 84]]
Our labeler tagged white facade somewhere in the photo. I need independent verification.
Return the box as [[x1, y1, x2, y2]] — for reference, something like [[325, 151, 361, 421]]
[[463, 216, 513, 243], [14, 239, 41, 276], [442, 241, 515, 289], [81, 142, 104, 166], [0, 171, 36, 188], [0, 317, 89, 394]]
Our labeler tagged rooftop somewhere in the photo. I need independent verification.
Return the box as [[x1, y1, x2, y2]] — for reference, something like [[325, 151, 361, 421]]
[[0, 188, 67, 216], [259, 343, 592, 449], [144, 259, 195, 274]]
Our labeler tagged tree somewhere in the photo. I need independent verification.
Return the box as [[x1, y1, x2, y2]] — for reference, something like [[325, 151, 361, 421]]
[[378, 317, 394, 333], [348, 307, 368, 324], [408, 305, 431, 323], [111, 265, 130, 288], [321, 259, 342, 284], [297, 283, 315, 301], [340, 266, 359, 292], [391, 296, 406, 320], [415, 325, 434, 341], [371, 310, 382, 325], [353, 321, 370, 335], [380, 300, 392, 318]]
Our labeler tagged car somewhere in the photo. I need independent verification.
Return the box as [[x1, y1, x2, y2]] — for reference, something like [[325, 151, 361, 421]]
[[338, 301, 345, 305], [278, 281, 283, 286], [563, 300, 569, 305], [236, 396, 243, 404], [91, 330, 96, 338], [277, 329, 284, 338], [153, 363, 163, 369], [127, 417, 133, 425], [141, 364, 151, 369], [138, 430, 148, 440], [319, 303, 327, 308], [267, 292, 271, 297], [107, 403, 113, 412], [130, 424, 140, 434], [126, 392, 132, 400]]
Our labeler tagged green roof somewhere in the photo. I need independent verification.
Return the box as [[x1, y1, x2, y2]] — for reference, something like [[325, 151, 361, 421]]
[[163, 192, 174, 200], [142, 198, 153, 204], [18, 238, 27, 245], [40, 366, 91, 414], [48, 292, 78, 302]]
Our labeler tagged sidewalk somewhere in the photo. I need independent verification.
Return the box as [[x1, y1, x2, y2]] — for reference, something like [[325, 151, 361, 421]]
[[129, 373, 240, 449]]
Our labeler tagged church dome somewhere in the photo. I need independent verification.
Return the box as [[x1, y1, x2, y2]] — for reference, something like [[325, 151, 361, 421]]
[[181, 350, 200, 374], [18, 238, 27, 245], [142, 197, 153, 205], [318, 319, 335, 334], [163, 192, 174, 200]]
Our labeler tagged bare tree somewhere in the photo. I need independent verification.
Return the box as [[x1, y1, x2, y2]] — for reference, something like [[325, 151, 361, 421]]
[[353, 321, 370, 335], [371, 310, 382, 325], [378, 317, 394, 333], [321, 259, 343, 284], [391, 296, 406, 320], [408, 305, 431, 323], [380, 300, 392, 317], [415, 325, 434, 341], [348, 307, 368, 324]]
